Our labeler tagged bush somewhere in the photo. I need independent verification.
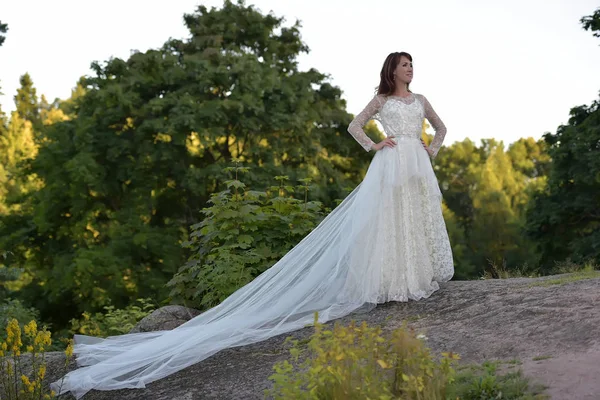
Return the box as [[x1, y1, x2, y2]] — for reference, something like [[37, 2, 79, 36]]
[[0, 300, 39, 342], [266, 315, 459, 399], [168, 162, 327, 309], [448, 362, 545, 400], [0, 318, 73, 399], [69, 298, 155, 337]]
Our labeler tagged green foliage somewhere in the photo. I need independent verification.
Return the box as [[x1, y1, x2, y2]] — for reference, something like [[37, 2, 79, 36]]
[[267, 315, 544, 399], [1, 250, 19, 295], [448, 362, 546, 400], [0, 21, 7, 126], [266, 315, 459, 399], [0, 111, 40, 216], [526, 96, 600, 271], [0, 0, 372, 330], [0, 20, 7, 47], [0, 299, 39, 342], [469, 143, 540, 274], [441, 203, 475, 279], [0, 319, 73, 400], [581, 7, 600, 39], [526, 6, 600, 272], [168, 163, 325, 308], [480, 261, 539, 279], [434, 137, 548, 278], [0, 252, 39, 340], [464, 364, 503, 400], [434, 138, 482, 225], [69, 298, 155, 337], [528, 263, 600, 287], [13, 74, 40, 128]]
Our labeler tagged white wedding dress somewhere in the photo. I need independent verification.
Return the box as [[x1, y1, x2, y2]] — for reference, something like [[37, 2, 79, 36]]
[[51, 92, 454, 398]]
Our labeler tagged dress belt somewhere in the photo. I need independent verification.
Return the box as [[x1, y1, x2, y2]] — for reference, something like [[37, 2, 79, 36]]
[[387, 135, 421, 141]]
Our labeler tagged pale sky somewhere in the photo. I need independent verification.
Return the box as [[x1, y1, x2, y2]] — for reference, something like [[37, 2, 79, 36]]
[[1, 0, 599, 147]]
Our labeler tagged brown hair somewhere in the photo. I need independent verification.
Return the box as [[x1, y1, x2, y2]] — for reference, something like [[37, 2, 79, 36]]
[[377, 52, 412, 95]]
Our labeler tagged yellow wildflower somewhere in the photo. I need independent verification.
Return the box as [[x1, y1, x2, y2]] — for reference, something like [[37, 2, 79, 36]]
[[38, 364, 47, 379], [6, 319, 20, 346], [21, 374, 31, 386], [24, 320, 38, 337], [65, 339, 74, 358], [34, 330, 52, 351], [39, 365, 47, 379]]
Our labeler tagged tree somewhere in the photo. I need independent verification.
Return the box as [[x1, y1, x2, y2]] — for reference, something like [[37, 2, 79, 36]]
[[0, 20, 7, 47], [581, 7, 600, 40], [507, 138, 551, 216], [441, 202, 475, 279], [0, 113, 37, 169], [433, 138, 484, 232], [434, 137, 547, 276], [469, 145, 539, 273], [167, 167, 327, 309], [0, 109, 40, 217], [0, 0, 374, 328], [526, 9, 600, 271], [14, 73, 40, 128], [0, 99, 6, 133], [526, 97, 600, 270], [0, 21, 8, 130]]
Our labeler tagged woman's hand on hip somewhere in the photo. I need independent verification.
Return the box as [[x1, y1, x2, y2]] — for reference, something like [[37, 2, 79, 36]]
[[372, 138, 396, 151], [420, 139, 434, 157]]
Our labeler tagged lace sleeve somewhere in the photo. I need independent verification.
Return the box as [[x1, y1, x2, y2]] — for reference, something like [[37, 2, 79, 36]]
[[348, 95, 385, 151], [420, 95, 447, 158]]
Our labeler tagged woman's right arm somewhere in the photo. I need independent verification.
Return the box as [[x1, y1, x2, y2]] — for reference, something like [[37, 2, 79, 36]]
[[347, 95, 387, 152]]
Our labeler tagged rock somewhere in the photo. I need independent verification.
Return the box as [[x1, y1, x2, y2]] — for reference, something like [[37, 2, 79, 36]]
[[45, 274, 600, 399], [129, 305, 201, 333]]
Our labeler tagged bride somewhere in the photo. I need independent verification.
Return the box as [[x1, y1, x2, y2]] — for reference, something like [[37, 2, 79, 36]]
[[51, 51, 454, 398]]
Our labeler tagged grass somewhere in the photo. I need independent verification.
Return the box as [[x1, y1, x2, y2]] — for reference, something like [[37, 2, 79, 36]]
[[480, 260, 600, 282], [502, 359, 523, 365], [532, 355, 553, 361], [404, 314, 424, 323], [449, 361, 548, 400], [528, 266, 600, 287], [479, 260, 600, 286]]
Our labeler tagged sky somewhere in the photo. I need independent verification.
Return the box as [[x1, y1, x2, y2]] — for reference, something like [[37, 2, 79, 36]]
[[1, 0, 599, 147]]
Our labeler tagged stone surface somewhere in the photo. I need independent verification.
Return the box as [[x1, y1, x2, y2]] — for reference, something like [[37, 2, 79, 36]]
[[129, 305, 201, 333], [46, 274, 600, 399]]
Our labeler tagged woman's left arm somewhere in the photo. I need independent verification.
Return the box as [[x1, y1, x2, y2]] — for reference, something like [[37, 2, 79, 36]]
[[421, 95, 447, 159]]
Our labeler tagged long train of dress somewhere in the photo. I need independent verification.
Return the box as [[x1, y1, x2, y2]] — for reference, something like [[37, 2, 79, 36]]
[[51, 93, 454, 398]]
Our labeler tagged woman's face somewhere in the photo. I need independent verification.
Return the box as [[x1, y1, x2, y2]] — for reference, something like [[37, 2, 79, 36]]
[[394, 56, 413, 86]]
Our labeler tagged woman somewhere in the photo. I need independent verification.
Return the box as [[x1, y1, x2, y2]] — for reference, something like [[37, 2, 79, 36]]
[[52, 51, 453, 398]]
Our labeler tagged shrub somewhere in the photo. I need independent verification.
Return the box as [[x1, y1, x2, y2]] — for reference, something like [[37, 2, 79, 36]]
[[266, 315, 459, 399], [168, 162, 327, 309], [70, 298, 155, 337], [0, 318, 73, 399], [448, 362, 545, 400], [0, 300, 39, 342]]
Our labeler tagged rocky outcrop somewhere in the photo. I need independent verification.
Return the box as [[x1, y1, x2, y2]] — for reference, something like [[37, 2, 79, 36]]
[[129, 305, 201, 333], [46, 273, 600, 399]]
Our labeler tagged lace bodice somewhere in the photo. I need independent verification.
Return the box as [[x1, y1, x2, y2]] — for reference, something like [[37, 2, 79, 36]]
[[347, 93, 447, 158]]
